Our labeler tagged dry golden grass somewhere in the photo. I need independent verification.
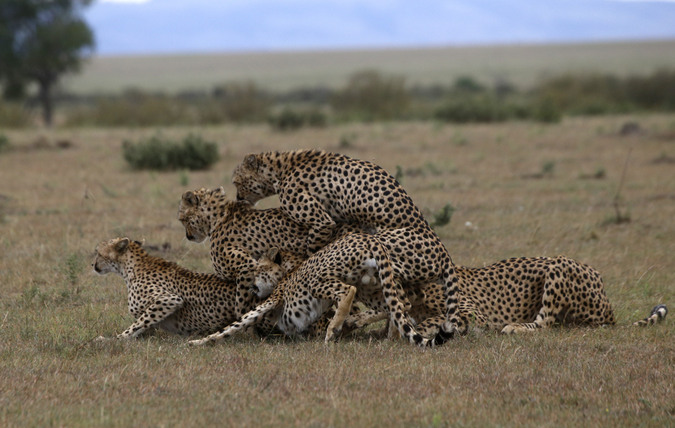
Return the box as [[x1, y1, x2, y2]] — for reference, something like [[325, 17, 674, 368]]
[[0, 115, 673, 427]]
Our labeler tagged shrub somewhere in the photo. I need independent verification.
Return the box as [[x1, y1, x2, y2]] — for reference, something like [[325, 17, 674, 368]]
[[434, 96, 511, 123], [123, 134, 219, 171], [332, 70, 410, 121], [0, 102, 32, 128], [268, 108, 327, 131], [66, 90, 193, 127], [211, 81, 270, 123], [0, 134, 10, 152], [431, 203, 455, 229]]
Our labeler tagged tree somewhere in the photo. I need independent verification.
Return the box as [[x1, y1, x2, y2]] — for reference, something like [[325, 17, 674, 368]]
[[0, 0, 94, 126]]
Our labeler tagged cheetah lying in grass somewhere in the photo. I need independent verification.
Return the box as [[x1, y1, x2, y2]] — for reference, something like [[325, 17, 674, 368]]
[[93, 237, 239, 339], [344, 256, 668, 335]]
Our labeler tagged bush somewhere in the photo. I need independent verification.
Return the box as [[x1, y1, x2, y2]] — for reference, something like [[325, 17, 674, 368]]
[[332, 70, 410, 121], [211, 81, 270, 123], [434, 96, 513, 123], [0, 134, 10, 152], [66, 90, 193, 127], [123, 134, 219, 171], [0, 102, 32, 128], [268, 108, 327, 131]]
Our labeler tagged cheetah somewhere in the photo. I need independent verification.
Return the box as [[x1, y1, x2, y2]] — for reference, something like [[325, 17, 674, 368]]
[[231, 150, 463, 345], [177, 187, 361, 317], [454, 256, 667, 333], [93, 237, 239, 338], [190, 231, 456, 347], [346, 256, 668, 335]]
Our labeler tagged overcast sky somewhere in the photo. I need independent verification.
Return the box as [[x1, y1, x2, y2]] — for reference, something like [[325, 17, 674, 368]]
[[86, 0, 675, 55]]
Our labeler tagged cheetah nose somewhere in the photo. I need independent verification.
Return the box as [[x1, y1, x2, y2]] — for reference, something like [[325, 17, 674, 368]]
[[236, 193, 243, 201], [186, 232, 194, 241]]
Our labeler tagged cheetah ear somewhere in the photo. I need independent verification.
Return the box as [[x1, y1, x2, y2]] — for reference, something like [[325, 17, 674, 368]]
[[244, 154, 259, 170], [265, 247, 280, 264], [115, 238, 130, 253], [210, 186, 226, 197], [182, 191, 199, 206]]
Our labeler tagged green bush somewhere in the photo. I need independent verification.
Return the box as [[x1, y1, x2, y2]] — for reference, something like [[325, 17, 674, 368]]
[[211, 81, 270, 123], [123, 134, 219, 171], [332, 70, 410, 121], [0, 134, 10, 152], [434, 96, 514, 123], [268, 108, 327, 131]]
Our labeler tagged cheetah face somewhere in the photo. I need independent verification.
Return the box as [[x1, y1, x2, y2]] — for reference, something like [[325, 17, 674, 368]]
[[232, 155, 274, 204], [93, 237, 129, 275], [178, 190, 210, 242], [251, 249, 286, 298]]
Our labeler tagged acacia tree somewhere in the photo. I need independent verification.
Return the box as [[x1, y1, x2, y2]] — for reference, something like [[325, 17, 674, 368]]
[[0, 0, 94, 126]]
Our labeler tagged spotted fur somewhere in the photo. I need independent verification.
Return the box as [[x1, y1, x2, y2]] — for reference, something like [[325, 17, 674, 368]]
[[190, 232, 455, 347], [231, 150, 465, 343], [177, 187, 359, 317], [93, 237, 238, 338], [354, 256, 667, 335]]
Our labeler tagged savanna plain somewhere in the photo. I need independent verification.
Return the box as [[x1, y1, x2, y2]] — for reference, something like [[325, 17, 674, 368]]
[[0, 115, 673, 427]]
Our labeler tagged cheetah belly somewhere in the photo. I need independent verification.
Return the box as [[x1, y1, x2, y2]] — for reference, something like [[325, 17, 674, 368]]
[[158, 313, 183, 335], [278, 297, 333, 336]]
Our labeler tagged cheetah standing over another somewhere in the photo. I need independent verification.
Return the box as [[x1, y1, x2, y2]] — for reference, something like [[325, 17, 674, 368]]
[[177, 187, 363, 316], [190, 232, 455, 347], [232, 150, 463, 346], [93, 238, 239, 338]]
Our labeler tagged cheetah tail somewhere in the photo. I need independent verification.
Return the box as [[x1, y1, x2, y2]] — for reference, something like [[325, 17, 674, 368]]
[[632, 304, 668, 327]]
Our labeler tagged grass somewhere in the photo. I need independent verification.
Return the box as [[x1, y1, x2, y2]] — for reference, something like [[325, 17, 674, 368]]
[[62, 40, 675, 94], [0, 115, 673, 426]]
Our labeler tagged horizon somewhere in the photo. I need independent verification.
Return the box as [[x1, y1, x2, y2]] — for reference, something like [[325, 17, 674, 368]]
[[86, 36, 675, 59]]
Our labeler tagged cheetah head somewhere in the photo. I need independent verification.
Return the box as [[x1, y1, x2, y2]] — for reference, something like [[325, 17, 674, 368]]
[[93, 237, 131, 275], [178, 187, 226, 242], [251, 248, 285, 298], [232, 153, 276, 204]]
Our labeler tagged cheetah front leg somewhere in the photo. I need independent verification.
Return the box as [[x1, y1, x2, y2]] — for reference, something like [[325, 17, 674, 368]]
[[116, 294, 184, 339], [324, 285, 358, 343]]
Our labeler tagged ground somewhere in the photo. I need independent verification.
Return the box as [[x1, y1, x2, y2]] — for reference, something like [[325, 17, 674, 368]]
[[0, 115, 673, 426]]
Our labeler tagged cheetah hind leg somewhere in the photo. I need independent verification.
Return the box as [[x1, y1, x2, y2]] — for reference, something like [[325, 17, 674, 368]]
[[325, 285, 358, 343], [501, 311, 556, 334]]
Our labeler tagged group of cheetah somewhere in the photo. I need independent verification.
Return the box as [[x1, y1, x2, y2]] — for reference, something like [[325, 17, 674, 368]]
[[93, 149, 667, 346]]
